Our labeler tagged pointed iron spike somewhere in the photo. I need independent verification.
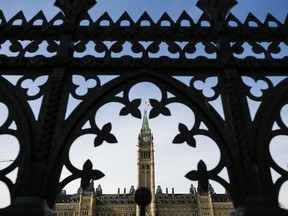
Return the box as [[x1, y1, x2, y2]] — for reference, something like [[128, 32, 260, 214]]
[[136, 11, 155, 25], [160, 11, 169, 17], [158, 12, 174, 23], [96, 12, 114, 25], [79, 12, 94, 24], [121, 11, 133, 20], [225, 13, 241, 27], [0, 10, 7, 24], [37, 11, 48, 22], [244, 12, 262, 26], [264, 13, 282, 27], [180, 10, 191, 19], [48, 12, 66, 25], [156, 12, 175, 26], [116, 11, 134, 26], [98, 11, 111, 19], [28, 11, 48, 26], [99, 12, 113, 21], [176, 11, 195, 25], [196, 13, 211, 26], [8, 11, 27, 25], [226, 13, 241, 23], [140, 11, 151, 19]]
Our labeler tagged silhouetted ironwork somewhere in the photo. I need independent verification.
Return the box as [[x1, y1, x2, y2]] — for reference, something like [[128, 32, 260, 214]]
[[0, 0, 287, 215]]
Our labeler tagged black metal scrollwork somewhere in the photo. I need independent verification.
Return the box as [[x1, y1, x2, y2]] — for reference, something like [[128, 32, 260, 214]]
[[0, 0, 288, 215]]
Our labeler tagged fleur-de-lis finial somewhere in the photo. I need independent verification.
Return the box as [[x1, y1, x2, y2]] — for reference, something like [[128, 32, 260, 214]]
[[81, 159, 105, 191], [54, 0, 97, 22], [196, 0, 237, 28], [185, 160, 209, 193]]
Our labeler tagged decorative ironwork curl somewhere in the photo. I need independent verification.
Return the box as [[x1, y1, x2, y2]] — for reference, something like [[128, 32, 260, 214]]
[[0, 0, 288, 215], [0, 6, 286, 68]]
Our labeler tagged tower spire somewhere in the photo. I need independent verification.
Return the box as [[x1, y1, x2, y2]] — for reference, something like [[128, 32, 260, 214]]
[[141, 110, 150, 133], [137, 109, 155, 216]]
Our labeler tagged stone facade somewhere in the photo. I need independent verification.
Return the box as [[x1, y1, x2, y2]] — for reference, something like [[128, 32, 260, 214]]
[[55, 186, 234, 216]]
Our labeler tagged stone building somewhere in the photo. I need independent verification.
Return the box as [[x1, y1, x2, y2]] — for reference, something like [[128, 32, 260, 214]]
[[54, 110, 234, 216]]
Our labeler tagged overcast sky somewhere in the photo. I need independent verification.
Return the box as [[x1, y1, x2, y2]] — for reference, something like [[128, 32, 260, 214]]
[[0, 0, 287, 210]]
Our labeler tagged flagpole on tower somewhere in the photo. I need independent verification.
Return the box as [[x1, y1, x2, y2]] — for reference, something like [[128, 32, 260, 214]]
[[144, 101, 149, 111]]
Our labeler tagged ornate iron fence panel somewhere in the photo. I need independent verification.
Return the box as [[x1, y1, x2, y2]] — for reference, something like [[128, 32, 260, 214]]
[[0, 0, 287, 215]]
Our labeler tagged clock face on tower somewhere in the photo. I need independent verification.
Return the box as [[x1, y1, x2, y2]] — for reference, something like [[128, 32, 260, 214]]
[[142, 136, 150, 142]]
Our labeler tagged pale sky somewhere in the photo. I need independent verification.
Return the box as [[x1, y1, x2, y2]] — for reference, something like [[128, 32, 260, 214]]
[[0, 0, 287, 210]]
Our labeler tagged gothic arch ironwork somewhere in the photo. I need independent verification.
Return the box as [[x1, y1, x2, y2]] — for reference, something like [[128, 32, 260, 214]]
[[45, 69, 230, 202], [0, 76, 34, 200], [0, 0, 287, 215], [253, 79, 288, 200]]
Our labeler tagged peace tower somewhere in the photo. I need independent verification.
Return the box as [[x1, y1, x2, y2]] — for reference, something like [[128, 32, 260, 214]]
[[137, 110, 155, 216]]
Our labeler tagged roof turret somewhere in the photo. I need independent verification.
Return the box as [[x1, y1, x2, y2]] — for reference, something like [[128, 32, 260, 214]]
[[96, 184, 102, 195], [156, 185, 163, 194], [189, 184, 196, 194], [129, 185, 135, 194]]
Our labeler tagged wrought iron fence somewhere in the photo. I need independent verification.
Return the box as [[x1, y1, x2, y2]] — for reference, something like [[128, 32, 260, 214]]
[[0, 0, 287, 215]]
